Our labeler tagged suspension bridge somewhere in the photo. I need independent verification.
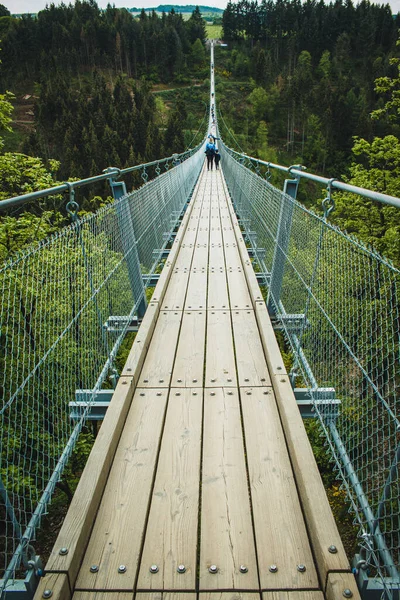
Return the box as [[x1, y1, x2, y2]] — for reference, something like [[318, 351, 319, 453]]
[[0, 44, 399, 600]]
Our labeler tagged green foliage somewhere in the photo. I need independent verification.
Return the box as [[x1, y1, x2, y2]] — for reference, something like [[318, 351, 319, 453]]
[[0, 90, 14, 150], [0, 152, 60, 200]]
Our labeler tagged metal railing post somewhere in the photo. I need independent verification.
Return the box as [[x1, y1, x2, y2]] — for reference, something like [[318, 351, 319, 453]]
[[267, 166, 303, 315], [106, 171, 147, 319]]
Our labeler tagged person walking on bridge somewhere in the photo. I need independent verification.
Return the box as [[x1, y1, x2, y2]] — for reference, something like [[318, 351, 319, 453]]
[[205, 138, 215, 170], [214, 149, 221, 170]]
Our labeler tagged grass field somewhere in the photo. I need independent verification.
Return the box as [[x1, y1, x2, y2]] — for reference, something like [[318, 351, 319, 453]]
[[206, 24, 222, 40]]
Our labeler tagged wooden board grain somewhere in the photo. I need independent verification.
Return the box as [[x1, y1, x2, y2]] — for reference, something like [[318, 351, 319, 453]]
[[121, 303, 160, 379], [270, 375, 350, 582], [262, 593, 324, 600], [254, 302, 287, 375], [138, 311, 182, 387], [325, 572, 361, 600], [34, 574, 70, 600], [171, 310, 206, 387], [162, 267, 191, 311], [74, 594, 132, 600], [45, 377, 136, 581], [240, 387, 318, 589], [75, 388, 168, 591], [205, 310, 237, 387], [137, 594, 196, 600], [201, 595, 260, 600], [200, 388, 258, 590], [232, 310, 270, 386], [207, 270, 229, 310], [184, 270, 208, 311], [137, 389, 202, 590], [226, 269, 253, 310]]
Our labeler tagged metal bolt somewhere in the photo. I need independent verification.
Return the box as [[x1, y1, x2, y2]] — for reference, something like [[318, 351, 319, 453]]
[[144, 379, 148, 383], [297, 564, 306, 572], [246, 391, 252, 395], [59, 547, 68, 556], [269, 565, 278, 573], [193, 391, 197, 396], [178, 378, 182, 383], [118, 565, 127, 573], [159, 379, 164, 383], [211, 392, 215, 396], [328, 545, 338, 554], [277, 366, 282, 370], [240, 565, 248, 573], [209, 565, 218, 574], [90, 565, 99, 573], [157, 392, 161, 396], [244, 378, 249, 382], [122, 381, 128, 385], [150, 564, 159, 574], [42, 591, 53, 599], [343, 591, 353, 598], [193, 379, 197, 383], [211, 378, 216, 382], [177, 564, 186, 573]]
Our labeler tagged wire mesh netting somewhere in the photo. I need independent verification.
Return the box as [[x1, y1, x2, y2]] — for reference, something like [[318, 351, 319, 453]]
[[220, 143, 400, 588], [0, 147, 203, 590]]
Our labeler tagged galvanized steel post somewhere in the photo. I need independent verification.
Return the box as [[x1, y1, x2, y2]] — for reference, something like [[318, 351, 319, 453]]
[[106, 170, 147, 319], [267, 166, 303, 315]]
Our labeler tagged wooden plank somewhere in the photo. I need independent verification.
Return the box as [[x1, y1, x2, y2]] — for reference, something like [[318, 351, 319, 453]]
[[137, 389, 202, 589], [223, 241, 241, 268], [226, 269, 252, 309], [200, 388, 258, 590], [74, 594, 132, 600], [240, 387, 319, 589], [138, 311, 182, 387], [201, 595, 260, 600], [45, 376, 136, 582], [207, 270, 229, 310], [208, 241, 225, 269], [172, 310, 206, 387], [205, 310, 237, 387], [137, 595, 196, 600], [254, 302, 287, 375], [150, 173, 201, 306], [121, 302, 159, 378], [270, 374, 350, 582], [192, 243, 209, 270], [232, 310, 271, 386], [262, 593, 324, 600], [75, 388, 168, 590], [185, 271, 208, 311], [34, 574, 70, 600], [325, 573, 361, 600], [162, 267, 191, 311]]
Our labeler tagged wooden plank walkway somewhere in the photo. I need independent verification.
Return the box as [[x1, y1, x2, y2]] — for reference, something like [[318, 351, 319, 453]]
[[36, 167, 361, 600]]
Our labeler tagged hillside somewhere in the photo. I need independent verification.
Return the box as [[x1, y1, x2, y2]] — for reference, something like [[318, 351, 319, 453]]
[[128, 5, 223, 13]]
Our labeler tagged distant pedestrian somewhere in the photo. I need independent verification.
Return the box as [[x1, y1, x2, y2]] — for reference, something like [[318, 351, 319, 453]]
[[205, 139, 215, 170], [214, 149, 221, 170]]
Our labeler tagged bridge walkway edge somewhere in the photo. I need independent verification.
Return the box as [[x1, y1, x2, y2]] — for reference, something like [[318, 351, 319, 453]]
[[34, 166, 360, 600]]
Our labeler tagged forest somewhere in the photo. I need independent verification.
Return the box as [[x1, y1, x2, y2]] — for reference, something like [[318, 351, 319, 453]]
[[214, 0, 400, 264], [0, 0, 399, 571], [0, 0, 399, 262]]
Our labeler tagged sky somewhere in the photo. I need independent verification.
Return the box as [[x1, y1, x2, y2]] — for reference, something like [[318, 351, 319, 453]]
[[2, 0, 400, 14]]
